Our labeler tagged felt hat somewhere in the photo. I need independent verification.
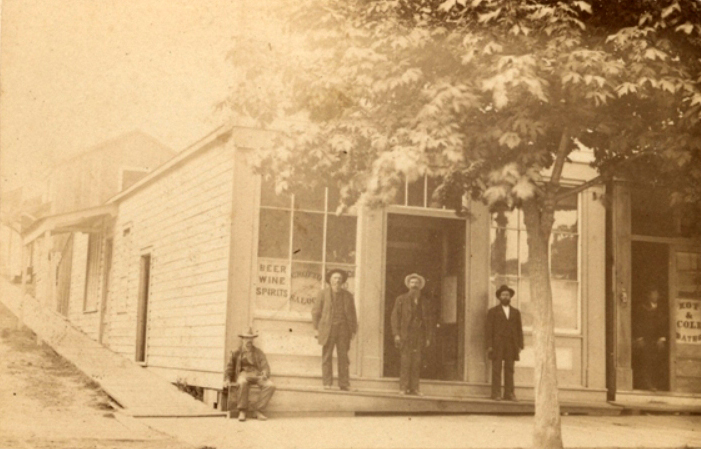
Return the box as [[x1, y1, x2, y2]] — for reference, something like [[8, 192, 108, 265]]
[[404, 273, 426, 290], [238, 327, 258, 339], [495, 284, 515, 299], [325, 268, 348, 284]]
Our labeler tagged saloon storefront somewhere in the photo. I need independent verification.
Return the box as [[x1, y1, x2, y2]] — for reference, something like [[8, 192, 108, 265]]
[[225, 146, 608, 403]]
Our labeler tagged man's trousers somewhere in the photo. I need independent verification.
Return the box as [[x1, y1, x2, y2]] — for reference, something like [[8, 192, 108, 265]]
[[399, 337, 423, 393], [236, 372, 276, 411], [491, 358, 515, 398], [322, 323, 351, 388]]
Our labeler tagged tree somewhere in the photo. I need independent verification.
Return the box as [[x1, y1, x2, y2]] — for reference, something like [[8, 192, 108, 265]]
[[222, 1, 701, 447]]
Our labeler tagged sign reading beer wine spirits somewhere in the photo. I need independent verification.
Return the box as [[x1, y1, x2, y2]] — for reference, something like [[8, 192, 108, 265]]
[[255, 260, 290, 311], [676, 299, 701, 345]]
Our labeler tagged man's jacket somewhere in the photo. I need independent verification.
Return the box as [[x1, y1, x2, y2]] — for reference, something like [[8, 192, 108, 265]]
[[225, 346, 271, 381], [312, 288, 358, 346], [486, 305, 524, 361], [391, 292, 434, 344]]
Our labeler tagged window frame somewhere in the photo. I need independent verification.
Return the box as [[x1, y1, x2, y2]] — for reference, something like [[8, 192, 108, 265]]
[[254, 179, 358, 320], [488, 192, 583, 335]]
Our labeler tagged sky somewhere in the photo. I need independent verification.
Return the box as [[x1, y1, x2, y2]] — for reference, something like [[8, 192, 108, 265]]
[[0, 0, 281, 195]]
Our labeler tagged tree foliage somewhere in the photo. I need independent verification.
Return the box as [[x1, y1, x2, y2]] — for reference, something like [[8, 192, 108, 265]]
[[224, 0, 701, 217]]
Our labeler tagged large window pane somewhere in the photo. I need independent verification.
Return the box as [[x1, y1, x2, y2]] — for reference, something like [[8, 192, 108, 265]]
[[261, 178, 291, 208], [294, 185, 325, 212], [490, 228, 518, 276], [258, 209, 290, 258], [326, 215, 357, 264], [292, 212, 324, 261], [552, 280, 579, 329], [427, 176, 443, 209], [551, 233, 578, 281], [407, 177, 425, 207], [290, 262, 323, 313], [519, 230, 529, 277], [553, 193, 578, 233]]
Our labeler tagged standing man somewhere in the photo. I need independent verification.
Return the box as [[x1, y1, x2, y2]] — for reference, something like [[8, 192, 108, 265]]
[[486, 284, 524, 401], [312, 269, 358, 391], [224, 327, 276, 422], [391, 273, 434, 396], [633, 287, 667, 391]]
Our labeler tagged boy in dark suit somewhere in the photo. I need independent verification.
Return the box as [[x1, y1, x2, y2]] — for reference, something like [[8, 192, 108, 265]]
[[486, 285, 524, 401]]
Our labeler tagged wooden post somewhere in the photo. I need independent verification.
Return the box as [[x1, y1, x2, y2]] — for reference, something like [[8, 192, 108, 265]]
[[17, 241, 27, 331]]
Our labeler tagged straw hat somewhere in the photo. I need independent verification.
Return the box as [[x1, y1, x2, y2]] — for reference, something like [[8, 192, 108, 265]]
[[404, 273, 426, 290]]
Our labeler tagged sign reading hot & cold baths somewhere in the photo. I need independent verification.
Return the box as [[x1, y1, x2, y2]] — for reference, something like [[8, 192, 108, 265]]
[[676, 299, 701, 345]]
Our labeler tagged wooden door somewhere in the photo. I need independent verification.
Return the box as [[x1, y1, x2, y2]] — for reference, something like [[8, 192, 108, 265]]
[[135, 254, 151, 363]]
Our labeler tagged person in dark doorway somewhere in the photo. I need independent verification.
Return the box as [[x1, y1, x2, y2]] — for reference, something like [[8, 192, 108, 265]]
[[486, 284, 524, 401], [634, 288, 667, 391], [224, 327, 276, 422], [391, 273, 434, 396], [312, 269, 358, 391]]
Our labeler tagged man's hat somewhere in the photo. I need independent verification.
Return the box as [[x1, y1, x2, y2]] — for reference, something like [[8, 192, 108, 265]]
[[238, 327, 258, 339], [404, 273, 426, 290], [495, 284, 515, 299], [325, 268, 348, 284]]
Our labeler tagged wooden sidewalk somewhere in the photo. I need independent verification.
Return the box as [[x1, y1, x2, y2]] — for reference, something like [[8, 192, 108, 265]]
[[0, 278, 224, 418]]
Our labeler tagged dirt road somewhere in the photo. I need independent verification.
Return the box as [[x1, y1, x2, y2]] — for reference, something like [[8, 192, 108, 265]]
[[0, 302, 197, 449]]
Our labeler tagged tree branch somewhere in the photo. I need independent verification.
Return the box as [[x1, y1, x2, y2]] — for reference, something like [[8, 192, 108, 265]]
[[549, 127, 571, 189], [552, 174, 607, 203]]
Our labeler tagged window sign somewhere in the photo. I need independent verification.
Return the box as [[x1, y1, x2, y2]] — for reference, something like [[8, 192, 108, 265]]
[[255, 259, 290, 312], [676, 299, 701, 345]]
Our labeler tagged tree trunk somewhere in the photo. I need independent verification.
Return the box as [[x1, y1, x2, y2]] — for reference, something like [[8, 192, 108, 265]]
[[522, 200, 564, 449]]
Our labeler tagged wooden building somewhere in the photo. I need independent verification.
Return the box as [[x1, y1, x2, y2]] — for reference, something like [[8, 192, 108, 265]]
[[20, 125, 701, 412]]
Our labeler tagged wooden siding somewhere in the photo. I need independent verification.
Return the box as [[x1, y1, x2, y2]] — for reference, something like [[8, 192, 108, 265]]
[[104, 141, 235, 386], [67, 232, 101, 340]]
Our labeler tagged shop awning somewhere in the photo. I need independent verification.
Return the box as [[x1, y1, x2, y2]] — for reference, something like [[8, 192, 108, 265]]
[[22, 204, 117, 245]]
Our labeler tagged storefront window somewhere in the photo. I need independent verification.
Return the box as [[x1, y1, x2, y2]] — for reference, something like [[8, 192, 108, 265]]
[[391, 174, 446, 209], [256, 179, 357, 318], [489, 193, 580, 332]]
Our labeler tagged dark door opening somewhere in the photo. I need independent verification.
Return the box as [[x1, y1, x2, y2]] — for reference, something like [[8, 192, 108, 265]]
[[135, 254, 151, 363], [383, 214, 466, 381], [631, 241, 670, 391]]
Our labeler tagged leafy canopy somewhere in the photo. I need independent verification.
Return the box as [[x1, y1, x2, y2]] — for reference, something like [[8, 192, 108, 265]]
[[224, 0, 701, 217]]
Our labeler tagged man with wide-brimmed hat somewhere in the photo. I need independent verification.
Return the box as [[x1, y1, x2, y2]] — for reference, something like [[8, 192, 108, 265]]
[[224, 327, 276, 421], [312, 268, 358, 390], [486, 284, 524, 401], [391, 273, 434, 395]]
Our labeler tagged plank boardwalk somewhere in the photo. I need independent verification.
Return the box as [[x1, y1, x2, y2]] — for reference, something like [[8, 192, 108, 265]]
[[0, 278, 223, 418]]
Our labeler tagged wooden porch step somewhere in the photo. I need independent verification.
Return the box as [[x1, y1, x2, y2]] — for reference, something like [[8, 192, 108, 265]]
[[261, 385, 622, 417]]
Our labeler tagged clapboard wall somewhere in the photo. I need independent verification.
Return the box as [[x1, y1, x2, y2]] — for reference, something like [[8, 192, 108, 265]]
[[104, 135, 235, 389]]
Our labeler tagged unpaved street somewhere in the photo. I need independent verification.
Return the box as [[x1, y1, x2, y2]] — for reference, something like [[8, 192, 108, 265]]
[[0, 302, 196, 449]]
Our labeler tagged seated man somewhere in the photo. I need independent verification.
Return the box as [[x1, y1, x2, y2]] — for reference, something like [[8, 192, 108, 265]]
[[224, 327, 276, 421]]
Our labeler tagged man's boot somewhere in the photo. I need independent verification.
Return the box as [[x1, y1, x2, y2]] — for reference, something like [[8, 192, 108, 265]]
[[255, 411, 268, 421], [238, 410, 246, 421]]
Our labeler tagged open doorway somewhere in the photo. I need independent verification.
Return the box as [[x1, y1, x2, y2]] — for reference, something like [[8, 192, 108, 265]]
[[383, 213, 466, 381], [631, 241, 669, 391]]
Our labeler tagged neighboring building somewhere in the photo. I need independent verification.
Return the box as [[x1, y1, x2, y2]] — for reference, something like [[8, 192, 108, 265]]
[[18, 125, 701, 412], [18, 131, 175, 336]]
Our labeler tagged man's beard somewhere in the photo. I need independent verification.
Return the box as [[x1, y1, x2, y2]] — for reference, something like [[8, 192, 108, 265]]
[[409, 289, 420, 300]]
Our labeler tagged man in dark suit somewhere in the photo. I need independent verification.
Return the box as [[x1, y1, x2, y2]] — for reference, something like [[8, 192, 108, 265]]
[[633, 287, 667, 391], [312, 269, 358, 391], [391, 273, 434, 396], [486, 284, 524, 401], [224, 328, 276, 421]]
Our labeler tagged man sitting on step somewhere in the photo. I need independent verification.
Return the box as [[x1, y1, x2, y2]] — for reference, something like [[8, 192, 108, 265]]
[[224, 327, 276, 422]]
